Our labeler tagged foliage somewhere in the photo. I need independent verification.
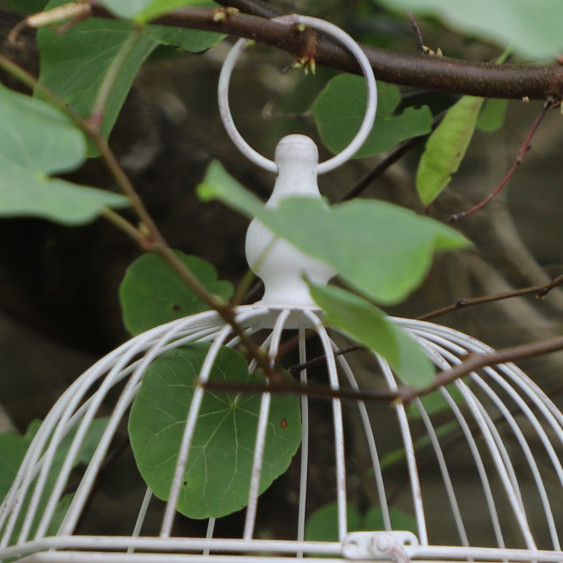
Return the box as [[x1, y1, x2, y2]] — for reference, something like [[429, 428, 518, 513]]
[[0, 0, 556, 530], [128, 343, 301, 518], [119, 251, 233, 335], [314, 75, 433, 158]]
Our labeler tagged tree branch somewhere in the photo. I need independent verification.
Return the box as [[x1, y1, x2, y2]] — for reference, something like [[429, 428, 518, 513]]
[[418, 273, 563, 321], [79, 3, 563, 100]]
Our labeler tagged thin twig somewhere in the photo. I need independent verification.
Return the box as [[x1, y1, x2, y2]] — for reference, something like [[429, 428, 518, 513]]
[[203, 334, 563, 406], [449, 96, 559, 221], [408, 11, 425, 54], [418, 273, 563, 321], [398, 335, 563, 404]]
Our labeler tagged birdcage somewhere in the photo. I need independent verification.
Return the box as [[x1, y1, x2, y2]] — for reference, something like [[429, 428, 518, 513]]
[[1, 13, 563, 563]]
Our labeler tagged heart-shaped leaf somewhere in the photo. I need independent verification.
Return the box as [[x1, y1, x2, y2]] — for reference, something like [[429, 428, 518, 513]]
[[314, 76, 432, 158], [119, 251, 234, 335]]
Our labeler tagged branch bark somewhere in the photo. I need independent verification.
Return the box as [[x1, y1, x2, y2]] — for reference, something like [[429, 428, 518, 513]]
[[83, 2, 563, 100]]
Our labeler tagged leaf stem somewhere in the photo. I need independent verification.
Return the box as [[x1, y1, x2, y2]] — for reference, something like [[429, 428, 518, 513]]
[[90, 30, 144, 128]]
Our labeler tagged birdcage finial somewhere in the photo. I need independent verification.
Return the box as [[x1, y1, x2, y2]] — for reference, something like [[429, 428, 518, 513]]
[[245, 134, 336, 307]]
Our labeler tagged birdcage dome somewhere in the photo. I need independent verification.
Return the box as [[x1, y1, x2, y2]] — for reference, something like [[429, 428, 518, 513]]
[[1, 305, 563, 563], [2, 12, 563, 563]]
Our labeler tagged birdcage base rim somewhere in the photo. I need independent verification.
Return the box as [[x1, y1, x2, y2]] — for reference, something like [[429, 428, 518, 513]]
[[3, 536, 563, 563]]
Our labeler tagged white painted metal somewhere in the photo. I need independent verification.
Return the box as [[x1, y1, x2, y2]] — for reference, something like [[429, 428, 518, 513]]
[[218, 14, 378, 175], [2, 14, 563, 563]]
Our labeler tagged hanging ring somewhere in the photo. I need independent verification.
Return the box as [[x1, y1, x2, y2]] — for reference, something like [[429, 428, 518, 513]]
[[218, 14, 378, 175]]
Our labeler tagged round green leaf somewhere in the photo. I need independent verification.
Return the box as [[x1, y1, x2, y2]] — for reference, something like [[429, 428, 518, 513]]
[[314, 76, 432, 158], [119, 251, 234, 335], [128, 343, 302, 519]]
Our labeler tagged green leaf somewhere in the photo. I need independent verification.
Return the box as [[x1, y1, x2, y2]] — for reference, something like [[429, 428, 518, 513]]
[[407, 383, 465, 418], [197, 160, 264, 218], [0, 418, 109, 539], [198, 164, 468, 305], [305, 502, 362, 542], [38, 4, 158, 150], [477, 99, 508, 132], [416, 96, 484, 206], [119, 251, 233, 335], [0, 84, 129, 224], [128, 343, 302, 519], [309, 285, 434, 388], [314, 76, 432, 158], [377, 0, 563, 59], [364, 506, 417, 533], [305, 502, 417, 542], [100, 0, 217, 22], [259, 198, 468, 305], [0, 433, 29, 503]]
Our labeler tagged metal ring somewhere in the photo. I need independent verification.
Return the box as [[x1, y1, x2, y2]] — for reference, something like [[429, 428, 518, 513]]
[[218, 14, 378, 175]]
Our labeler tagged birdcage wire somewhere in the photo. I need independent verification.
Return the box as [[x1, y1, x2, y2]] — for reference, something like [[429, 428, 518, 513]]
[[2, 12, 563, 563]]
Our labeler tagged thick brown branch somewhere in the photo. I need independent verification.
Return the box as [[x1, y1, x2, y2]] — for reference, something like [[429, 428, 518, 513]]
[[81, 3, 563, 100]]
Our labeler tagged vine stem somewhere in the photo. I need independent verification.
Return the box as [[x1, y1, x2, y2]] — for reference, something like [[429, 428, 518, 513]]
[[0, 53, 278, 381], [204, 334, 563, 405], [418, 273, 563, 321]]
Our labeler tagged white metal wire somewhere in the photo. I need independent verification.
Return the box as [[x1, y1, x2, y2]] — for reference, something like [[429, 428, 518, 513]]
[[218, 14, 377, 175]]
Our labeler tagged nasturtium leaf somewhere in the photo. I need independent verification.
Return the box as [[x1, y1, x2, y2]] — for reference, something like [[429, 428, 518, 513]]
[[377, 0, 563, 59], [364, 506, 417, 533], [128, 343, 302, 519], [305, 502, 417, 542], [0, 433, 29, 503], [477, 99, 508, 132], [0, 418, 109, 540], [314, 76, 432, 158], [198, 164, 468, 305], [305, 502, 362, 542], [416, 96, 484, 206], [309, 284, 434, 388], [119, 251, 233, 335], [0, 84, 129, 224]]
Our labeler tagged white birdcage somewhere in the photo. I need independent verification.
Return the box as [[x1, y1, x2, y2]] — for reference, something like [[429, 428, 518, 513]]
[[1, 14, 563, 563]]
